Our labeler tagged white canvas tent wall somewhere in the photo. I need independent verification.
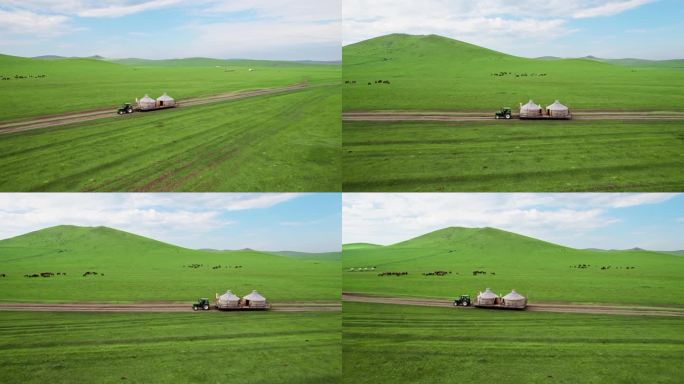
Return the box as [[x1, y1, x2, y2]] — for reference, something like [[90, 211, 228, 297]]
[[217, 290, 240, 308], [476, 288, 499, 305], [502, 290, 527, 308], [242, 290, 268, 308], [156, 92, 175, 108], [138, 94, 156, 110], [520, 100, 542, 117], [546, 100, 569, 118]]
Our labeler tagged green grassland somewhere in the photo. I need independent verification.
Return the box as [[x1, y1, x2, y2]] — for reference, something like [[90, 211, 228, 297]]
[[342, 34, 684, 111], [0, 310, 340, 384], [0, 225, 340, 303], [343, 227, 684, 306], [343, 302, 683, 384], [0, 54, 339, 120], [0, 85, 340, 191], [343, 120, 684, 191]]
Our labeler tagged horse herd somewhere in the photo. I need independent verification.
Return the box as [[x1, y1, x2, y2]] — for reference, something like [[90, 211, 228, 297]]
[[183, 264, 243, 270], [570, 264, 637, 270], [344, 80, 391, 85], [0, 74, 47, 81], [491, 71, 547, 78]]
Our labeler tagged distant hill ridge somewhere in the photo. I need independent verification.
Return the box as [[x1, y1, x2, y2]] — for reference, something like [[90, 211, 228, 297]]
[[345, 226, 678, 254], [0, 225, 336, 258]]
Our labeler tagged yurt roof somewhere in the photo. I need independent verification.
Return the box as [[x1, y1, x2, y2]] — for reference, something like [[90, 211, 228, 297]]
[[547, 100, 568, 110], [157, 93, 174, 101], [140, 94, 155, 102], [219, 290, 240, 301], [521, 100, 541, 110], [243, 290, 266, 301], [479, 288, 499, 299], [503, 290, 526, 300]]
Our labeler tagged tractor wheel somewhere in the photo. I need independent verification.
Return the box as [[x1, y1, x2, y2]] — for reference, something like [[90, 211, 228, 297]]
[[127, 108, 133, 113], [193, 306, 198, 311], [505, 114, 511, 119], [495, 115, 499, 119], [118, 110, 123, 115], [203, 304, 209, 310]]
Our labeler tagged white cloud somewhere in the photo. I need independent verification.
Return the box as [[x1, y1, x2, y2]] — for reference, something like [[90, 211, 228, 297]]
[[0, 9, 72, 36], [77, 0, 183, 18], [343, 0, 655, 48], [572, 0, 655, 18], [0, 193, 304, 246], [342, 193, 678, 247], [183, 19, 339, 58]]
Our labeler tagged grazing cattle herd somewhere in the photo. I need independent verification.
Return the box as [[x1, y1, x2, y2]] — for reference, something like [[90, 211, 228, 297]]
[[0, 74, 47, 81]]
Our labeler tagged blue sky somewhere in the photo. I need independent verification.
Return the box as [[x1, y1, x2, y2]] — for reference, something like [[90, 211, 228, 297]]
[[343, 193, 684, 250], [343, 0, 684, 59], [0, 1, 340, 60], [0, 193, 342, 252]]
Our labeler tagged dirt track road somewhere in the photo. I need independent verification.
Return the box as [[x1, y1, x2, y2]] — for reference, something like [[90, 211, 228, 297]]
[[0, 301, 341, 313], [343, 110, 684, 122], [0, 83, 309, 135], [342, 293, 684, 317]]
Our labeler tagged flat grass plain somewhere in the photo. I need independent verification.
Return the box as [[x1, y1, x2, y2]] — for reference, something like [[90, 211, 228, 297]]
[[342, 34, 684, 191], [343, 227, 684, 306], [0, 310, 340, 384], [0, 55, 338, 120], [0, 225, 340, 303], [0, 85, 340, 191], [343, 302, 684, 384], [343, 120, 684, 191]]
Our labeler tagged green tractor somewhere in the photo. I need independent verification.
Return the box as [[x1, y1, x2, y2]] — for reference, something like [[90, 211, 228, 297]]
[[494, 107, 512, 119], [192, 298, 211, 311], [453, 295, 471, 307], [117, 103, 134, 115]]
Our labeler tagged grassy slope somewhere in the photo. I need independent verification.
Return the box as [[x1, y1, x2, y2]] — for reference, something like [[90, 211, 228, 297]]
[[343, 302, 683, 384], [342, 34, 684, 111], [343, 120, 684, 191], [0, 225, 340, 302], [343, 227, 684, 306], [0, 85, 340, 192], [0, 311, 340, 384], [0, 54, 339, 120]]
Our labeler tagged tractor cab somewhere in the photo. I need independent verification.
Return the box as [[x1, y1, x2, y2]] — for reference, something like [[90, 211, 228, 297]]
[[117, 103, 134, 115], [453, 295, 471, 307], [495, 107, 512, 119], [192, 298, 211, 311]]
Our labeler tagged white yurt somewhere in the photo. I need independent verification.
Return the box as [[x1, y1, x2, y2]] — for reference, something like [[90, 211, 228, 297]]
[[476, 288, 499, 306], [156, 92, 175, 108], [546, 100, 569, 118], [242, 290, 268, 308], [217, 290, 240, 308], [138, 94, 156, 110], [520, 100, 542, 117], [502, 290, 527, 308]]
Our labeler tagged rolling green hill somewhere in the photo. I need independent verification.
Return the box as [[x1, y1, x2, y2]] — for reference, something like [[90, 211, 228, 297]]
[[0, 225, 339, 302], [342, 243, 382, 251], [343, 227, 684, 306], [267, 251, 342, 261], [0, 53, 339, 120], [342, 34, 684, 110]]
